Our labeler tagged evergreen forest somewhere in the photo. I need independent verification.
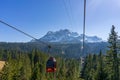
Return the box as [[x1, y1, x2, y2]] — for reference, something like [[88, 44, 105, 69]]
[[0, 26, 120, 80]]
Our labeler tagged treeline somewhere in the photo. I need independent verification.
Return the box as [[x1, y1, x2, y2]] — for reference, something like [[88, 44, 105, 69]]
[[1, 47, 120, 80], [0, 49, 82, 80], [0, 41, 107, 58], [81, 25, 120, 80], [81, 51, 120, 80]]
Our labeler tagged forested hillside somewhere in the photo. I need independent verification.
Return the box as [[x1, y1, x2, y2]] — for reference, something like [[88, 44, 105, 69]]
[[0, 49, 81, 80], [0, 49, 119, 80], [0, 26, 120, 80], [80, 26, 120, 80], [0, 42, 107, 58]]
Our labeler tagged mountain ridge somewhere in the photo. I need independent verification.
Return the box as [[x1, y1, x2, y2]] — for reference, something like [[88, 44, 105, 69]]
[[32, 29, 104, 43]]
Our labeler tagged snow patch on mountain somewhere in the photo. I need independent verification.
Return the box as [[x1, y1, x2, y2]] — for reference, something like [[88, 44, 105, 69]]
[[33, 29, 103, 43]]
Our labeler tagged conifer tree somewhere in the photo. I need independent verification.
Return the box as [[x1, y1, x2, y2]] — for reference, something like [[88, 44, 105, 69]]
[[106, 25, 119, 80], [81, 54, 93, 80], [31, 63, 40, 80], [95, 50, 106, 80]]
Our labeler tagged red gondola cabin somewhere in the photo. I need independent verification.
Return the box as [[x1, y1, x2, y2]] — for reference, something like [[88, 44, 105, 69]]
[[46, 57, 56, 72]]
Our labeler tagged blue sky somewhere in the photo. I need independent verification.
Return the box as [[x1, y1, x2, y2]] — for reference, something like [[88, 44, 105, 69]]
[[0, 0, 120, 42]]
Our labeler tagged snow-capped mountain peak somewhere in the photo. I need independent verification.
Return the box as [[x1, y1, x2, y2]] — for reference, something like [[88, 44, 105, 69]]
[[36, 29, 103, 43]]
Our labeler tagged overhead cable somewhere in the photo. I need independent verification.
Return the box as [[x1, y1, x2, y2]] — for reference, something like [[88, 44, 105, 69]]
[[62, 0, 73, 27], [0, 19, 48, 45]]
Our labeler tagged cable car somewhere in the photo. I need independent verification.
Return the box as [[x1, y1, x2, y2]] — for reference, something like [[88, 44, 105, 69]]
[[46, 57, 56, 72]]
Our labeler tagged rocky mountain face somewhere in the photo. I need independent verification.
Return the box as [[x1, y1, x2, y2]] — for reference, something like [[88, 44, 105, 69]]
[[33, 29, 103, 43]]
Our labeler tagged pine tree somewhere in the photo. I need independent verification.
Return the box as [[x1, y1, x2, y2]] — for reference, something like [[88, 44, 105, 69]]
[[57, 58, 66, 80], [81, 54, 93, 80], [106, 25, 119, 80], [95, 50, 106, 80], [31, 63, 40, 80]]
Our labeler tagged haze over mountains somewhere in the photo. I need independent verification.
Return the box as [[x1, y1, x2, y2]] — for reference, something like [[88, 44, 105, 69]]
[[32, 29, 104, 43]]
